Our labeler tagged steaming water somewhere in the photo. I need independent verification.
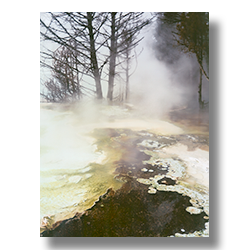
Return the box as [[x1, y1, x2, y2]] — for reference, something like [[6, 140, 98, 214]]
[[40, 102, 188, 228], [40, 104, 123, 225]]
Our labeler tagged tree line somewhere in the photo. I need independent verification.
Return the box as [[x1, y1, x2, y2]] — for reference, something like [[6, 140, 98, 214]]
[[40, 12, 150, 103], [40, 12, 209, 109]]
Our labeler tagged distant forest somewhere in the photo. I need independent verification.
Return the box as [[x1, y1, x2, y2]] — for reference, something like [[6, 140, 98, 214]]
[[40, 12, 209, 109]]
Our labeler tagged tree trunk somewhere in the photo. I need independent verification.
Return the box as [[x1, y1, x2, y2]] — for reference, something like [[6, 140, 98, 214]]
[[197, 52, 203, 109], [198, 67, 203, 109], [87, 12, 103, 99], [74, 41, 81, 99], [125, 50, 130, 101], [197, 59, 209, 81], [107, 12, 117, 101]]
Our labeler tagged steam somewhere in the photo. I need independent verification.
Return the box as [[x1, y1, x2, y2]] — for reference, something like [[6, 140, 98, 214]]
[[129, 46, 184, 117], [128, 22, 208, 118]]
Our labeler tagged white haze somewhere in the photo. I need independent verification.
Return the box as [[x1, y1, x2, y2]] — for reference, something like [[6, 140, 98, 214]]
[[127, 20, 208, 118]]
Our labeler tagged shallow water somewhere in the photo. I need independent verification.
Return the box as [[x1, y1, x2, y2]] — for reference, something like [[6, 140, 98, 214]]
[[40, 102, 209, 236], [166, 107, 209, 135], [40, 104, 123, 225], [40, 103, 183, 224], [41, 126, 209, 237]]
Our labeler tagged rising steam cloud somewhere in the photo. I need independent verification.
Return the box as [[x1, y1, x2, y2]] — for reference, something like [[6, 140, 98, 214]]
[[128, 22, 208, 118]]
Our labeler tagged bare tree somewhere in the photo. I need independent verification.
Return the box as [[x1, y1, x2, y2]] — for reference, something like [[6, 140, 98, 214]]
[[118, 25, 145, 101], [52, 44, 79, 99], [41, 42, 97, 102], [40, 79, 65, 102], [40, 12, 151, 103], [40, 12, 108, 100], [104, 12, 151, 101]]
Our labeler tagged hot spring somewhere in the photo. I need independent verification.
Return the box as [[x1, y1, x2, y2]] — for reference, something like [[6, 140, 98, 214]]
[[40, 101, 209, 237]]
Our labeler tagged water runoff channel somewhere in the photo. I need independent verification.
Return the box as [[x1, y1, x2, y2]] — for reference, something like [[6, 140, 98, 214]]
[[40, 102, 209, 237]]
